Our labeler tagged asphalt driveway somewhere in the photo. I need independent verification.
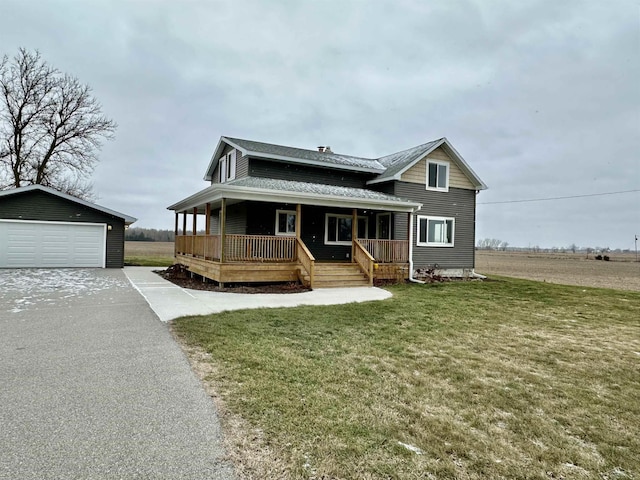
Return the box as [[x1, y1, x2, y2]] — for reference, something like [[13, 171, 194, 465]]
[[0, 268, 235, 479]]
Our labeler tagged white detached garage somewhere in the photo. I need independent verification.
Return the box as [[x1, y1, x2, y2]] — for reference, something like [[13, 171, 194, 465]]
[[0, 185, 136, 269]]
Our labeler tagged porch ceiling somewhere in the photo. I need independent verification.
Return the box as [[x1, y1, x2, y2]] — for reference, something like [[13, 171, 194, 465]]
[[167, 176, 422, 214]]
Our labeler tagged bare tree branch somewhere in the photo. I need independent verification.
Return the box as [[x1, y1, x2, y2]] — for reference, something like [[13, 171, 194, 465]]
[[0, 48, 116, 199]]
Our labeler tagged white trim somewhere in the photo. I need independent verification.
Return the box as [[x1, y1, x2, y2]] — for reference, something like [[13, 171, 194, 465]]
[[324, 213, 368, 245], [376, 212, 391, 240], [275, 209, 296, 236], [0, 219, 107, 268], [227, 150, 236, 181], [356, 216, 369, 240], [426, 160, 449, 192], [416, 215, 455, 247]]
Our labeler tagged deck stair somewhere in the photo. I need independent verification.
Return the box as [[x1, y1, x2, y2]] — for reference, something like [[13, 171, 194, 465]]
[[301, 262, 370, 289]]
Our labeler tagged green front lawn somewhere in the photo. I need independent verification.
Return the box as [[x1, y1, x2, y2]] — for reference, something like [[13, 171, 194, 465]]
[[172, 278, 640, 479]]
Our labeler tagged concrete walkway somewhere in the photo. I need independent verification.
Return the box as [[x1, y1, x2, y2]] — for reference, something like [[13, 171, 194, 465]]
[[124, 267, 393, 322]]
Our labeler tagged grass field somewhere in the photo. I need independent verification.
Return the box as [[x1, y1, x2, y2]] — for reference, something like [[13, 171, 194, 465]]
[[124, 241, 174, 267], [172, 279, 640, 480]]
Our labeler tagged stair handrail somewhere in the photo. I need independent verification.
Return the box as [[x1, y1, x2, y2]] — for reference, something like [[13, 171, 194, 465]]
[[296, 238, 316, 289], [353, 240, 375, 286]]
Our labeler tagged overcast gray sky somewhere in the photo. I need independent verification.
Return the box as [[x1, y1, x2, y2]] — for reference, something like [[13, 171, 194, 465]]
[[2, 0, 638, 249]]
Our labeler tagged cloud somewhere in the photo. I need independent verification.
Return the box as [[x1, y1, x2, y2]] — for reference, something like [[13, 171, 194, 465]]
[[1, 0, 637, 248]]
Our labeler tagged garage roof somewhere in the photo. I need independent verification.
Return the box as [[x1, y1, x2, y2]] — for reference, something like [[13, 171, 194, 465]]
[[0, 185, 137, 225]]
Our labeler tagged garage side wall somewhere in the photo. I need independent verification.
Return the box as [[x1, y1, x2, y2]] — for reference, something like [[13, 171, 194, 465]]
[[0, 190, 126, 268]]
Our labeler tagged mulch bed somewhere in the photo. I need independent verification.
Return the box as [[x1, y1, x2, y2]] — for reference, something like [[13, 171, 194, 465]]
[[154, 264, 311, 294]]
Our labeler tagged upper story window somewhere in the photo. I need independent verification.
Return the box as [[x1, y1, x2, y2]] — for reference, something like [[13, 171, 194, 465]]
[[275, 210, 296, 236], [219, 150, 236, 183], [427, 160, 449, 192], [417, 215, 454, 247], [325, 214, 368, 245]]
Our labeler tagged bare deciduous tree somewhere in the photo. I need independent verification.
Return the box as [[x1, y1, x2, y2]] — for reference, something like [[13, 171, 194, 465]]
[[477, 238, 503, 250], [0, 48, 116, 199]]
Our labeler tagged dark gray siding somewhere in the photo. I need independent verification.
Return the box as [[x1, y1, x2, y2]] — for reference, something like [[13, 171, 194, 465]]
[[222, 203, 247, 234], [0, 190, 127, 268], [392, 182, 476, 269], [236, 154, 249, 179], [249, 159, 373, 188], [212, 146, 249, 185]]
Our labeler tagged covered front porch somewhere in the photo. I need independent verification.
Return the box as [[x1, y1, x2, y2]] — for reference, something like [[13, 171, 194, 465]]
[[167, 178, 421, 288]]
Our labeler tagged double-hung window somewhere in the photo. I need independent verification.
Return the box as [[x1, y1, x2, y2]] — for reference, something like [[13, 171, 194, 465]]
[[275, 210, 296, 236], [325, 214, 368, 245], [427, 160, 449, 191], [219, 150, 236, 183], [417, 216, 454, 247]]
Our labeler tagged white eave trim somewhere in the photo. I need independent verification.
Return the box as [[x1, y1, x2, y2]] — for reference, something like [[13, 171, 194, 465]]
[[203, 137, 248, 181], [167, 184, 422, 213]]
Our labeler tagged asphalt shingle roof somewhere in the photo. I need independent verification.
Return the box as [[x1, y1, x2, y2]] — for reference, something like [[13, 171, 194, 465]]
[[224, 137, 386, 171], [228, 176, 416, 204]]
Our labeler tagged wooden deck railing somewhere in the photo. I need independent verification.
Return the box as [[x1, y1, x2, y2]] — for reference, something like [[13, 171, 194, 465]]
[[296, 237, 316, 289], [357, 239, 408, 263], [353, 240, 374, 286], [224, 235, 296, 262], [176, 235, 221, 260]]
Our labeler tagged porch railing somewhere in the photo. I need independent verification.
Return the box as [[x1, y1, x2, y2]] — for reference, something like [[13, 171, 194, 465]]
[[357, 239, 408, 263], [176, 235, 221, 260], [225, 234, 296, 262], [176, 234, 296, 262]]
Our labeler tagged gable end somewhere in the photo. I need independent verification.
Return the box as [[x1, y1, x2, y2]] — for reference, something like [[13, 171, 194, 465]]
[[401, 147, 475, 189]]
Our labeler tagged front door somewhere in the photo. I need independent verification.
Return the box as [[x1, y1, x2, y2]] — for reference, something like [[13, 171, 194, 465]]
[[376, 213, 391, 240]]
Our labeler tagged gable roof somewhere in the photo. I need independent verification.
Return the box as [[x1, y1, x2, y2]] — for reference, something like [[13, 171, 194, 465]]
[[204, 137, 385, 181], [203, 136, 487, 190], [0, 185, 137, 225], [367, 137, 488, 189]]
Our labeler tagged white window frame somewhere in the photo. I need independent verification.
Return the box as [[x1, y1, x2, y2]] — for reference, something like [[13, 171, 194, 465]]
[[226, 151, 236, 181], [416, 215, 455, 247], [219, 150, 236, 183], [275, 209, 296, 236], [426, 160, 449, 192], [219, 156, 227, 183], [376, 212, 392, 240], [324, 214, 368, 245]]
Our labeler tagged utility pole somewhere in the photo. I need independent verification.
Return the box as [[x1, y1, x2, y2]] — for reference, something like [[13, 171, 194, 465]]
[[636, 235, 638, 262]]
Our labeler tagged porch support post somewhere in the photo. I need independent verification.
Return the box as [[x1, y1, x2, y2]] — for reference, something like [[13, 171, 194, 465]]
[[182, 212, 187, 236], [295, 204, 302, 240], [192, 207, 197, 235], [351, 208, 357, 262], [220, 198, 227, 264], [205, 203, 211, 234], [174, 212, 178, 257]]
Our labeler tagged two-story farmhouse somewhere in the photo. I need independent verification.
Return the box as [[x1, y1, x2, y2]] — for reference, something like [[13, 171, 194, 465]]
[[168, 136, 487, 288]]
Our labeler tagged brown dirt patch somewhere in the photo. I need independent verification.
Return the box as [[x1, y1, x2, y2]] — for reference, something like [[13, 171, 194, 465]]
[[155, 264, 310, 294], [476, 251, 640, 291]]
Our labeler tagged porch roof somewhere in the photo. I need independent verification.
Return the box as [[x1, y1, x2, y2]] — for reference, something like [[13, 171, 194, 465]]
[[167, 176, 422, 213]]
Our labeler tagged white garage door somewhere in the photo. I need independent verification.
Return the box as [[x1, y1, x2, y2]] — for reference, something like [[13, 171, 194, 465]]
[[0, 220, 106, 268]]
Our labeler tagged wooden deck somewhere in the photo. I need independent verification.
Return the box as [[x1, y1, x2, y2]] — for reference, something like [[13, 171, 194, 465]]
[[174, 235, 409, 288]]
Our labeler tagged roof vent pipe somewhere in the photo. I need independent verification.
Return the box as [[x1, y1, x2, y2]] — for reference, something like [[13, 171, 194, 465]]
[[317, 146, 332, 153]]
